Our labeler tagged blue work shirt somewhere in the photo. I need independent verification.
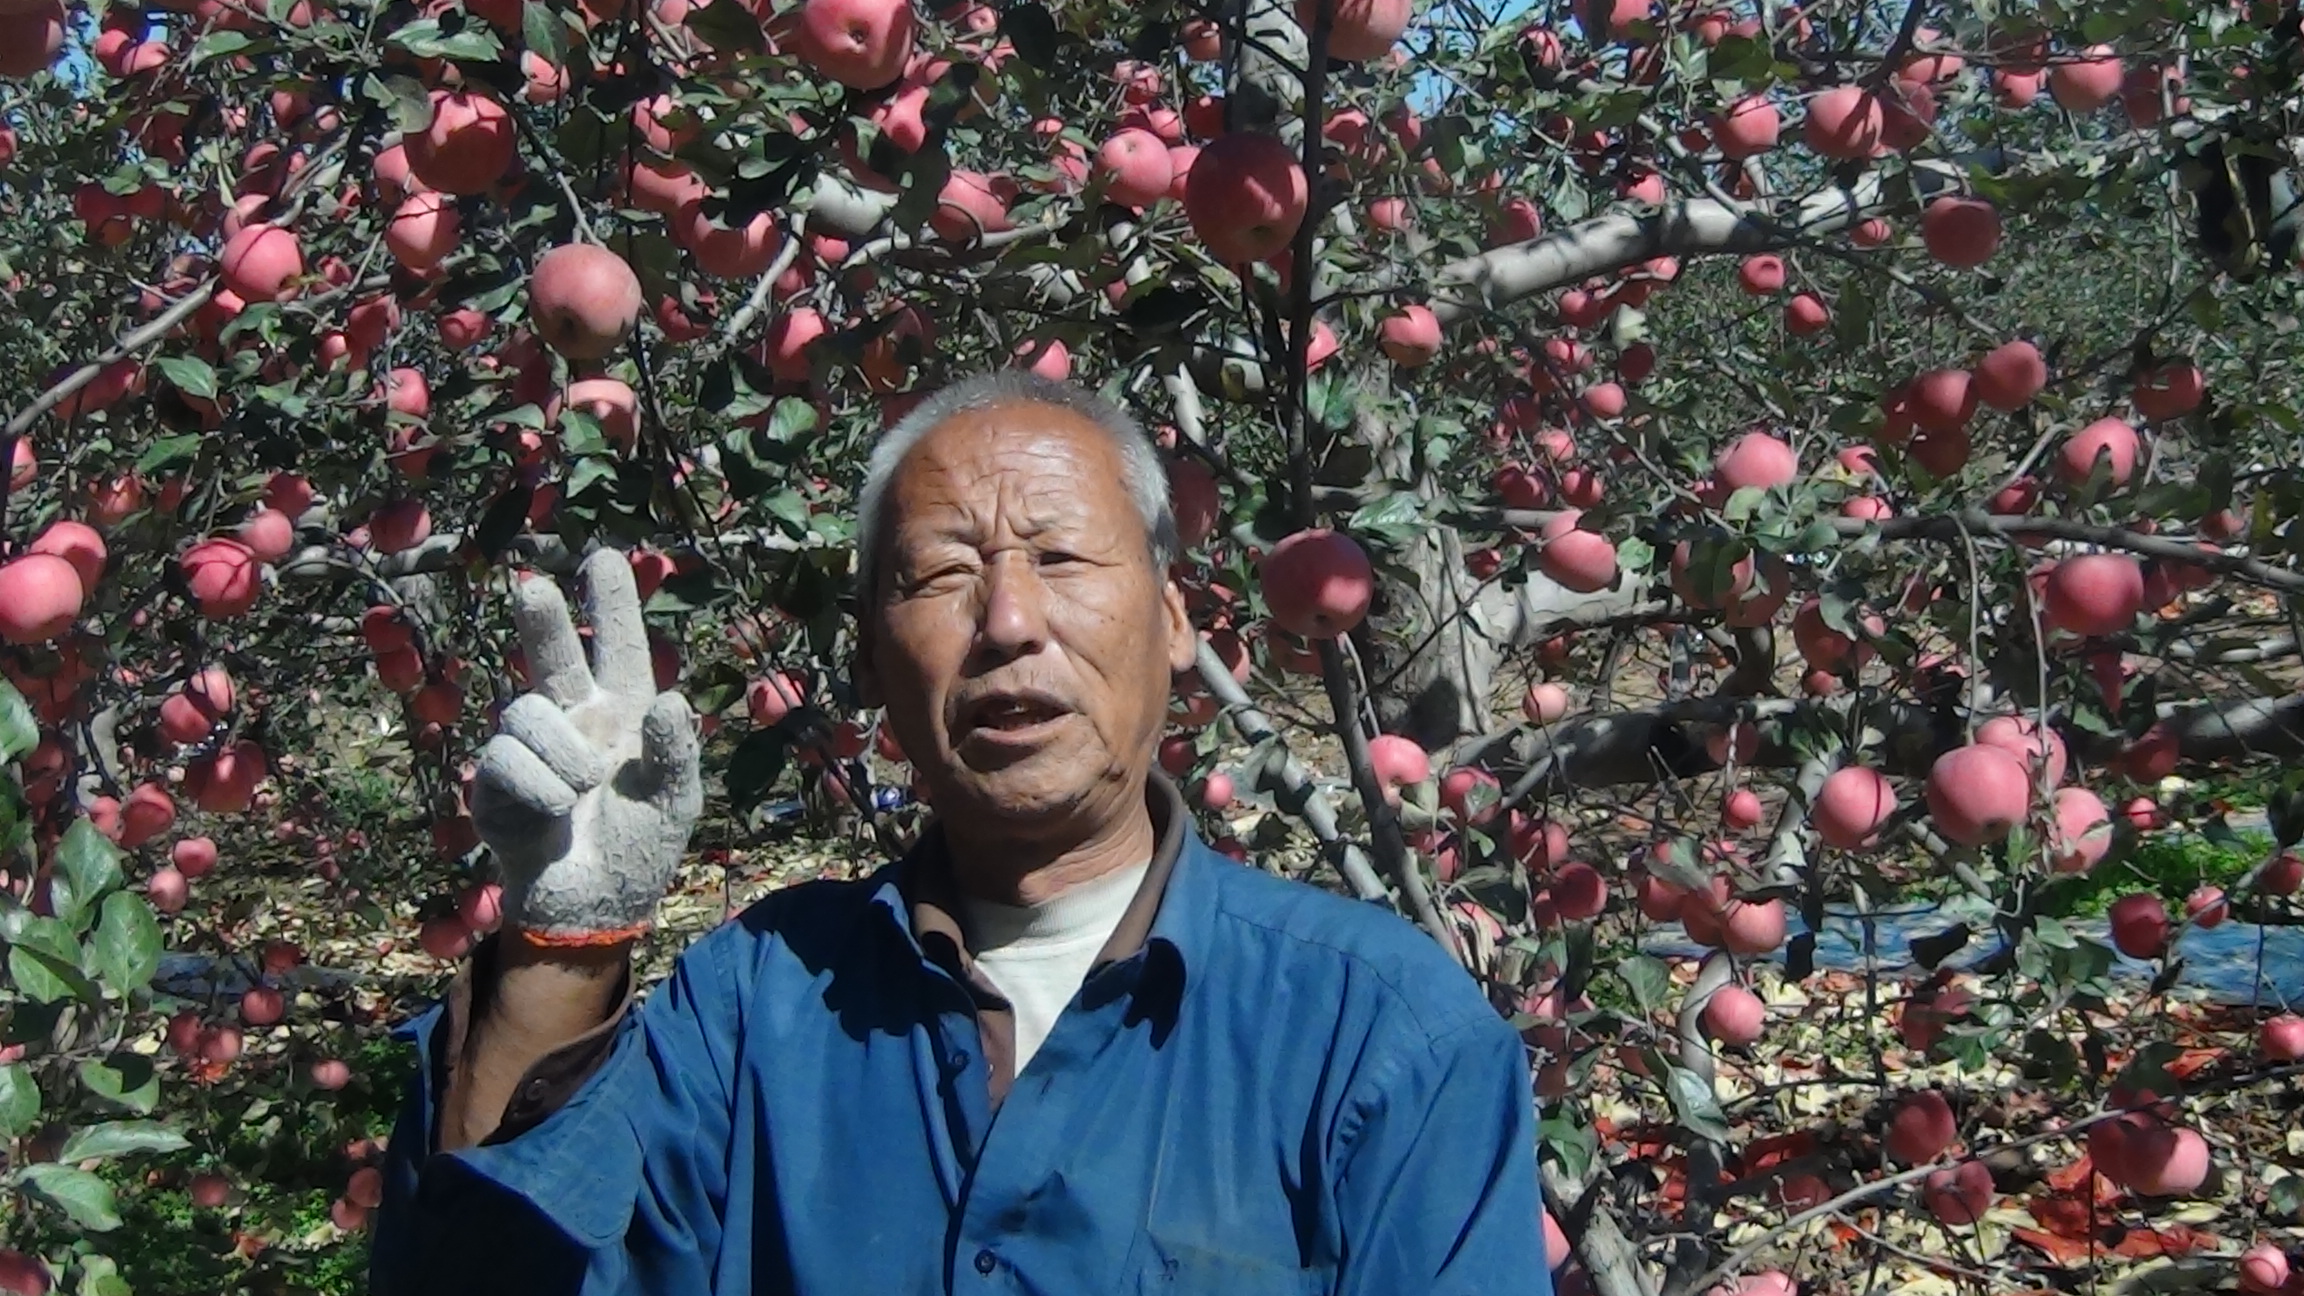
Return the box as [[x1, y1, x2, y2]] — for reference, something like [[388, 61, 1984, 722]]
[[372, 806, 1550, 1295]]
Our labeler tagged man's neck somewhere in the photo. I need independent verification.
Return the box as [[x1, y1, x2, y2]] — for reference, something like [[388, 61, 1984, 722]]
[[942, 796, 1157, 908]]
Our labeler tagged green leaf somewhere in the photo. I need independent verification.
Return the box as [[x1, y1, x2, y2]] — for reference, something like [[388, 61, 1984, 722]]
[[1539, 1110, 1597, 1182], [134, 433, 204, 476], [88, 894, 160, 992], [1767, 520, 1829, 557], [761, 489, 812, 537], [1350, 492, 1421, 535], [558, 407, 608, 458], [0, 678, 34, 763], [465, 279, 524, 313], [1664, 1064, 1732, 1143], [763, 396, 818, 444], [1647, 835, 1710, 892], [76, 1254, 129, 1296], [724, 728, 788, 811], [470, 483, 532, 565], [1722, 485, 1767, 522], [2270, 1170, 2304, 1219], [1689, 538, 1748, 605], [0, 1064, 39, 1138], [49, 821, 122, 931], [11, 943, 97, 1005], [567, 456, 619, 498], [152, 355, 218, 401], [522, 0, 567, 59], [1706, 32, 1772, 82], [386, 15, 445, 55], [188, 29, 253, 63], [1120, 286, 1207, 336], [1908, 922, 1970, 970], [1000, 0, 1057, 68], [1612, 954, 1671, 1015], [684, 0, 764, 52], [432, 27, 504, 59], [374, 73, 434, 134], [2033, 915, 2077, 950], [20, 1164, 121, 1231], [58, 1120, 188, 1163], [78, 1055, 158, 1115]]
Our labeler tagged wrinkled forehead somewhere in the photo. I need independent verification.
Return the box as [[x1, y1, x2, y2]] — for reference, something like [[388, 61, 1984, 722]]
[[885, 400, 1132, 533]]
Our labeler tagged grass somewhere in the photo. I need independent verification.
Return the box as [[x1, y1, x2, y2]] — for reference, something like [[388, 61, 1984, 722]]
[[49, 1031, 413, 1295], [2044, 827, 2272, 919]]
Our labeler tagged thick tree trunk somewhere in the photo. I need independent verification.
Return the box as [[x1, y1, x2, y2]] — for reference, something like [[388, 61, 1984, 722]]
[[1370, 549, 1647, 751]]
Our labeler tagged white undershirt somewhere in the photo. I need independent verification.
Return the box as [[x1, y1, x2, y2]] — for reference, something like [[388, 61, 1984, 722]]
[[957, 859, 1150, 1073]]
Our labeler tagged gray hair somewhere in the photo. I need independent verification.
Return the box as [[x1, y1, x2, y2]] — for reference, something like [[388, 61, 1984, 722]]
[[852, 371, 1179, 604]]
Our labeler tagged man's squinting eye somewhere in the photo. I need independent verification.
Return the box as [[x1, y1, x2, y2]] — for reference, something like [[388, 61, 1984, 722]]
[[896, 553, 977, 595]]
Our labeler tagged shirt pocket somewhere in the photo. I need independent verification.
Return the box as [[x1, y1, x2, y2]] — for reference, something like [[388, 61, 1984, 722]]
[[1127, 1229, 1331, 1295]]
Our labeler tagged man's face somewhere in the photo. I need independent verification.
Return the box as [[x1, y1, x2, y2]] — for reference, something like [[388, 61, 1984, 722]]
[[858, 400, 1196, 844]]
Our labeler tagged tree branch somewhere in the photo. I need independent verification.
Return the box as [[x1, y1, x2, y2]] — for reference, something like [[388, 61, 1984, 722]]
[[1193, 640, 1389, 902]]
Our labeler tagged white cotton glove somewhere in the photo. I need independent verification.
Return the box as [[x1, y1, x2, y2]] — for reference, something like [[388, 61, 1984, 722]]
[[467, 549, 704, 947]]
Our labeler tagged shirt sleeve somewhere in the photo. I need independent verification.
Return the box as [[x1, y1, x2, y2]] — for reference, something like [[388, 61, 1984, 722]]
[[370, 929, 746, 1296], [1331, 1013, 1553, 1296]]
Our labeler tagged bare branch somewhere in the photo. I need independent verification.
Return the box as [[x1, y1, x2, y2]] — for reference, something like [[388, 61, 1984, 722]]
[[1193, 639, 1390, 903]]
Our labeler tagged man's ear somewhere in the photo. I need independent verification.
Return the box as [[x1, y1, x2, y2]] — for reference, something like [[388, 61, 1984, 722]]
[[1162, 575, 1197, 675]]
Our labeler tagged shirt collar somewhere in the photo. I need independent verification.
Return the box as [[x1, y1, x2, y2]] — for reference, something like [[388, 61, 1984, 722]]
[[893, 770, 1199, 985]]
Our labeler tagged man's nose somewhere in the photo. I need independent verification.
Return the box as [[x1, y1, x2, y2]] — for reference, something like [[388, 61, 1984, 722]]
[[975, 551, 1050, 662]]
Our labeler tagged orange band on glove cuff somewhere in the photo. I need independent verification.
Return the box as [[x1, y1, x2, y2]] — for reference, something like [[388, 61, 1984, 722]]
[[514, 921, 650, 949]]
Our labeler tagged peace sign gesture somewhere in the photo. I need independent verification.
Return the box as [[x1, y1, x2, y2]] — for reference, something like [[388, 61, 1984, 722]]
[[469, 549, 703, 947]]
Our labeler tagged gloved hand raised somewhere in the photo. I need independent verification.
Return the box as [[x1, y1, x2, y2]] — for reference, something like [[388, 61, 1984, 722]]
[[469, 549, 703, 947]]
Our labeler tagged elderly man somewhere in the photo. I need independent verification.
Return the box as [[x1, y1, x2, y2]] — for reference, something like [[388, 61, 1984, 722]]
[[372, 372, 1549, 1294]]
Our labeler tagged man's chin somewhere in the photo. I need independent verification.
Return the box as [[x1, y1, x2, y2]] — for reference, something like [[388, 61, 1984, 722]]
[[931, 755, 1110, 829]]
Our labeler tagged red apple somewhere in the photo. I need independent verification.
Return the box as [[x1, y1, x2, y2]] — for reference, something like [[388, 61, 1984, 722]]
[[528, 243, 643, 360], [1183, 132, 1309, 264], [1379, 305, 1442, 367], [1886, 1088, 1956, 1163], [795, 0, 916, 89], [1366, 734, 1430, 803], [1093, 128, 1173, 207], [1973, 339, 2047, 410], [1921, 1161, 1994, 1226], [2239, 1244, 2290, 1296], [407, 89, 516, 195], [219, 224, 302, 302], [1813, 765, 1896, 849], [2259, 1014, 2304, 1062], [2108, 892, 2171, 960], [1258, 529, 1374, 640], [181, 539, 262, 618], [1924, 744, 2030, 845], [239, 986, 285, 1026], [1921, 196, 2000, 267], [0, 554, 84, 644], [1294, 0, 1409, 60], [1701, 984, 1764, 1046], [171, 836, 219, 878], [1537, 511, 1618, 593]]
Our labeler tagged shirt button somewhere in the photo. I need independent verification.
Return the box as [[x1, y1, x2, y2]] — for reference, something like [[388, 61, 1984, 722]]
[[973, 1249, 997, 1275], [952, 1050, 972, 1068], [524, 1079, 550, 1101]]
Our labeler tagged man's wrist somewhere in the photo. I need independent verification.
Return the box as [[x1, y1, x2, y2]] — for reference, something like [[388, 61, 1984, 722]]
[[444, 934, 635, 1150], [500, 927, 641, 969], [490, 932, 633, 1028]]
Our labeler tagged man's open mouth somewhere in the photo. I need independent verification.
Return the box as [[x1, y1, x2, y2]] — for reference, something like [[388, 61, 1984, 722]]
[[962, 692, 1069, 733]]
